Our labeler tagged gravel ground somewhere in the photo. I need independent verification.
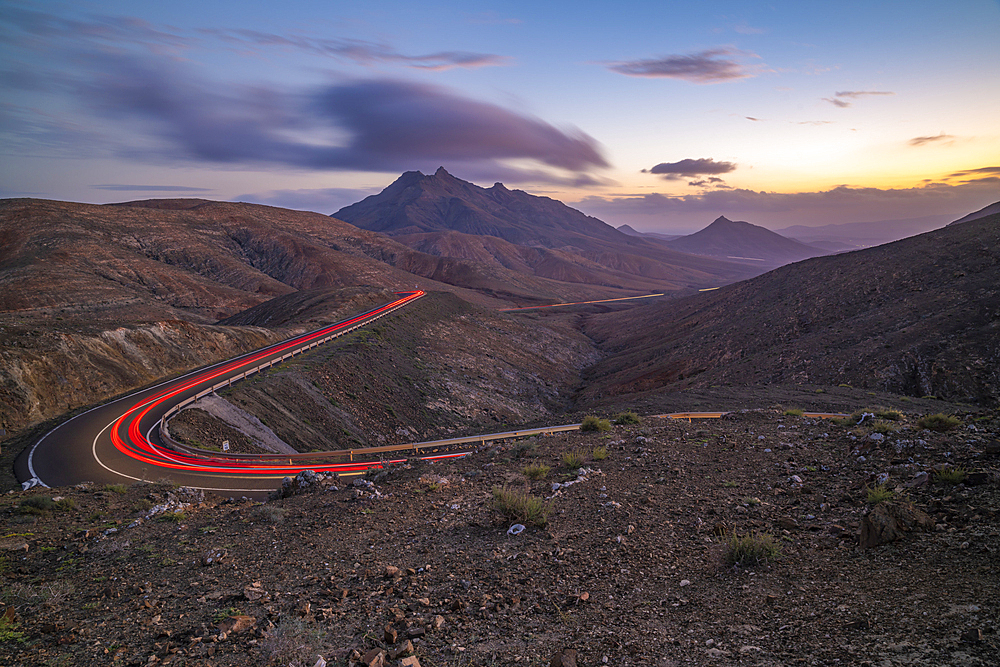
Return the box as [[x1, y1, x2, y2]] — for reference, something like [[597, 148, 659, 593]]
[[1, 408, 998, 667]]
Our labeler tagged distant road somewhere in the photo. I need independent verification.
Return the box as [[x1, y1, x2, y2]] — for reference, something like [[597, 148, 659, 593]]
[[499, 292, 666, 312]]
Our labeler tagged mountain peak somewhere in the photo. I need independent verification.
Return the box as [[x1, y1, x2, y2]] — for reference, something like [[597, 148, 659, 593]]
[[712, 215, 734, 224], [434, 166, 453, 178]]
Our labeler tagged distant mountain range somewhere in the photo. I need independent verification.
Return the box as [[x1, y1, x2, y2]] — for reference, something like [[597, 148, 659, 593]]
[[774, 214, 954, 249], [333, 168, 760, 294], [949, 201, 1000, 225], [661, 216, 827, 268]]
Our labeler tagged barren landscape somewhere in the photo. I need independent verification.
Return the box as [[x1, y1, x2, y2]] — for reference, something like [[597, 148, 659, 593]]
[[2, 408, 998, 666]]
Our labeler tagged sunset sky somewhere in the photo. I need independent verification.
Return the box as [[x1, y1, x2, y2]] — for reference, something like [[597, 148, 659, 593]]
[[2, 0, 998, 232]]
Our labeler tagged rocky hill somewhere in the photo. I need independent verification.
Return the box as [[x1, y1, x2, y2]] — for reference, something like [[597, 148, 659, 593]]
[[333, 168, 760, 292], [579, 212, 1000, 408], [665, 216, 828, 269]]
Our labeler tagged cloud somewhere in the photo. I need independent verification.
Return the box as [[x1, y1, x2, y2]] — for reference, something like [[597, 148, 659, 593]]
[[642, 158, 737, 180], [947, 166, 1000, 181], [607, 48, 756, 83], [200, 29, 510, 71], [73, 57, 607, 178], [93, 184, 213, 192], [908, 133, 955, 147], [823, 90, 894, 108], [745, 116, 763, 122]]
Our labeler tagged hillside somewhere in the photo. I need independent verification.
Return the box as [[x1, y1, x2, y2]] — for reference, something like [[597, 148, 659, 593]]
[[579, 212, 1000, 408], [333, 168, 760, 291], [0, 198, 645, 435], [665, 216, 828, 268]]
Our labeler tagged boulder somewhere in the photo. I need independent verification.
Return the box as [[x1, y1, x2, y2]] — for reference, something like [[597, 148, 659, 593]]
[[860, 501, 934, 548]]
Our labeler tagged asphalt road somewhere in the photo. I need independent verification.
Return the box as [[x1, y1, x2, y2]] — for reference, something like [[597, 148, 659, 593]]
[[15, 291, 428, 498]]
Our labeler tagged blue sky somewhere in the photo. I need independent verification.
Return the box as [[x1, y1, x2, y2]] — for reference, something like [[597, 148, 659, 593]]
[[2, 0, 998, 232]]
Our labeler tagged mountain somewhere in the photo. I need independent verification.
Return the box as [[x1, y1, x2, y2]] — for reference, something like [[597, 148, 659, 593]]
[[950, 200, 1000, 225], [333, 168, 760, 292], [580, 210, 1000, 407], [616, 224, 680, 241], [664, 216, 828, 267], [775, 214, 952, 249]]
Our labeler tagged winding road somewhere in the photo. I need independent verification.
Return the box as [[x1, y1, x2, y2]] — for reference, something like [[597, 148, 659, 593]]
[[15, 290, 845, 498]]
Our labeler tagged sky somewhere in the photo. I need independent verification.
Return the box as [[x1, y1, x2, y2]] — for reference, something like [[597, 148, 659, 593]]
[[2, 0, 998, 233]]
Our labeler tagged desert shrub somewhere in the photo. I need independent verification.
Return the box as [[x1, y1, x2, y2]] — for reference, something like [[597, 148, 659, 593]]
[[54, 498, 76, 512], [580, 415, 611, 432], [18, 496, 56, 514], [260, 618, 327, 667], [935, 466, 967, 485], [613, 411, 642, 425], [511, 439, 538, 459], [874, 408, 903, 421], [865, 483, 895, 505], [157, 511, 186, 523], [783, 408, 804, 417], [0, 613, 26, 643], [917, 413, 961, 432], [870, 420, 899, 434], [104, 484, 128, 494], [522, 463, 551, 480], [133, 499, 153, 512], [255, 505, 286, 524], [592, 446, 609, 461], [741, 496, 762, 506], [491, 486, 551, 527], [561, 450, 585, 468], [724, 531, 781, 566]]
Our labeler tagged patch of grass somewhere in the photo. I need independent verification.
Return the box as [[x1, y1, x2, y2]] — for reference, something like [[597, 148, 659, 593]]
[[723, 481, 738, 488], [0, 613, 26, 643], [157, 511, 187, 523], [580, 415, 611, 432], [561, 450, 586, 469], [613, 411, 642, 425], [212, 607, 245, 623], [865, 483, 895, 505], [935, 465, 967, 485], [490, 486, 551, 527], [592, 446, 609, 461], [784, 408, 804, 417], [103, 484, 128, 494], [132, 499, 152, 512], [870, 419, 899, 434], [917, 413, 961, 432], [723, 531, 781, 566], [740, 496, 762, 506], [511, 439, 537, 460], [54, 498, 76, 512], [522, 463, 551, 480], [19, 496, 55, 514]]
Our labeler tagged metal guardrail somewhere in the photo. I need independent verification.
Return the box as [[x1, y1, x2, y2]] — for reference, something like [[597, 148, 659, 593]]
[[158, 294, 421, 457]]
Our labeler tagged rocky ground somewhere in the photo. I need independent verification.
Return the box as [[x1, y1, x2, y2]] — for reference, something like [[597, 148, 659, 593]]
[[2, 407, 998, 666]]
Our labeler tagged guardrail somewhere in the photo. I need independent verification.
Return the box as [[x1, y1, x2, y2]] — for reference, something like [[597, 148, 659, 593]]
[[158, 294, 422, 456]]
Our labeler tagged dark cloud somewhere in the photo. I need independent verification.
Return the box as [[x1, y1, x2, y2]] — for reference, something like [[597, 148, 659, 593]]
[[75, 57, 607, 178], [823, 90, 894, 108], [642, 158, 737, 180], [947, 166, 1000, 179], [200, 29, 510, 71], [745, 116, 763, 122], [608, 48, 755, 83], [92, 184, 213, 192], [908, 133, 955, 147]]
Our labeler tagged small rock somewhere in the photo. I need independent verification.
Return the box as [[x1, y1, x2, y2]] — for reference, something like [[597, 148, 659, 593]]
[[384, 624, 398, 644], [405, 626, 426, 639], [430, 615, 445, 630], [777, 517, 799, 531], [216, 615, 255, 635], [361, 648, 385, 667], [399, 657, 421, 667], [960, 628, 983, 643], [550, 648, 578, 667], [390, 640, 414, 659], [312, 658, 327, 667], [385, 565, 400, 578], [679, 579, 691, 587]]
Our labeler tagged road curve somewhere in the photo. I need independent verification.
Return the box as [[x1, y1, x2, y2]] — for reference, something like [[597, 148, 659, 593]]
[[15, 291, 433, 497], [15, 287, 847, 498]]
